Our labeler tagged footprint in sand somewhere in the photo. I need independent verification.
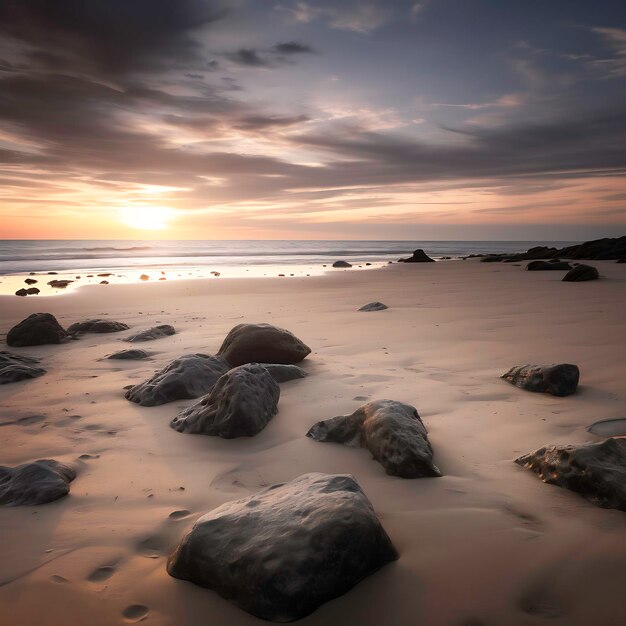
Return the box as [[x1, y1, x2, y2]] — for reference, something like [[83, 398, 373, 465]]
[[121, 604, 149, 622], [168, 510, 191, 520], [86, 565, 116, 582]]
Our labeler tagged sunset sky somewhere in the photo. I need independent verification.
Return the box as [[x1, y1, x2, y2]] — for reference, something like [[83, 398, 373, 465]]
[[0, 0, 625, 240]]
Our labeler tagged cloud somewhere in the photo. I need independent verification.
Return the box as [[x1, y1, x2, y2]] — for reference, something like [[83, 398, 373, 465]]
[[228, 48, 272, 67], [280, 1, 389, 34], [588, 26, 626, 78], [271, 41, 315, 54]]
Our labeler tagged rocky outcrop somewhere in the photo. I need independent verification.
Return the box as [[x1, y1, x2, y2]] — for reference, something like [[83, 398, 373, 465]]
[[501, 364, 579, 397], [167, 473, 398, 621], [398, 249, 435, 263], [107, 349, 150, 360], [125, 325, 176, 342], [332, 260, 352, 268], [526, 260, 572, 271], [562, 264, 599, 282], [68, 319, 129, 333], [217, 323, 311, 366], [0, 352, 46, 384], [307, 400, 441, 478], [358, 301, 388, 311], [6, 313, 69, 347], [0, 460, 76, 506], [125, 354, 230, 406], [260, 363, 307, 382], [515, 438, 626, 511], [170, 364, 279, 438]]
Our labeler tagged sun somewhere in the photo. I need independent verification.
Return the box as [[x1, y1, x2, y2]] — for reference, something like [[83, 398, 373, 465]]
[[119, 205, 176, 230]]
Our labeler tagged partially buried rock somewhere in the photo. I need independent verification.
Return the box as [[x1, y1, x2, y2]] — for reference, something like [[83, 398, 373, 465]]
[[68, 319, 129, 334], [260, 363, 307, 382], [0, 459, 76, 506], [526, 260, 572, 271], [6, 313, 69, 347], [125, 353, 230, 407], [358, 301, 388, 312], [217, 323, 310, 366], [332, 260, 352, 268], [107, 348, 149, 360], [0, 351, 46, 384], [167, 472, 398, 622], [398, 249, 435, 263], [125, 325, 175, 342], [515, 438, 626, 511], [562, 264, 600, 282], [307, 400, 441, 478], [170, 364, 279, 437], [501, 363, 579, 397]]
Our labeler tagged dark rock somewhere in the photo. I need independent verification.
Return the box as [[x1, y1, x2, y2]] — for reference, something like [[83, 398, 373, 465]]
[[68, 319, 129, 334], [15, 288, 28, 297], [617, 258, 626, 264], [0, 460, 76, 506], [562, 264, 599, 282], [47, 272, 58, 275], [260, 363, 307, 382], [515, 438, 626, 511], [307, 400, 441, 478], [25, 278, 37, 285], [7, 313, 69, 347], [125, 325, 176, 342], [97, 273, 113, 277], [217, 323, 310, 366], [125, 353, 230, 407], [26, 287, 40, 295], [107, 349, 150, 360], [332, 260, 352, 268], [501, 364, 579, 397], [358, 301, 388, 312], [0, 352, 46, 384], [167, 472, 398, 621], [170, 364, 279, 438], [99, 280, 109, 285], [526, 260, 572, 271], [398, 249, 435, 263], [47, 279, 73, 288]]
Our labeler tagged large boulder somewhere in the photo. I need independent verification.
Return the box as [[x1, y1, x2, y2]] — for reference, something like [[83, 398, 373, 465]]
[[515, 438, 626, 511], [0, 460, 76, 506], [6, 313, 69, 347], [125, 354, 230, 407], [0, 352, 46, 384], [307, 400, 441, 478], [170, 364, 279, 438], [501, 364, 579, 397], [125, 324, 176, 342], [562, 264, 600, 282], [260, 363, 307, 383], [332, 260, 352, 268], [526, 260, 572, 271], [68, 319, 129, 334], [107, 348, 150, 360], [398, 249, 435, 263], [167, 473, 398, 621], [217, 323, 311, 366]]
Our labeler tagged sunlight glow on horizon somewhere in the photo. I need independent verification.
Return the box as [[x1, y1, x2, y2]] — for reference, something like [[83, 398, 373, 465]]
[[119, 205, 177, 231]]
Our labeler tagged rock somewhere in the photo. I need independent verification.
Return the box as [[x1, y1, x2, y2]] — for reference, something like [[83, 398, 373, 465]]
[[515, 438, 626, 511], [307, 400, 441, 478], [0, 460, 76, 506], [170, 364, 279, 438], [217, 323, 310, 366], [99, 280, 109, 285], [0, 352, 46, 384], [260, 363, 307, 382], [358, 301, 388, 312], [47, 279, 73, 288], [97, 273, 113, 277], [15, 288, 28, 297], [332, 260, 352, 268], [140, 274, 150, 281], [617, 258, 626, 263], [26, 287, 40, 295], [501, 364, 579, 397], [398, 249, 435, 263], [67, 319, 129, 334], [125, 325, 176, 342], [6, 313, 69, 347], [167, 472, 398, 621], [526, 260, 572, 271], [107, 349, 150, 360], [125, 354, 231, 407], [562, 264, 599, 282], [25, 278, 37, 284]]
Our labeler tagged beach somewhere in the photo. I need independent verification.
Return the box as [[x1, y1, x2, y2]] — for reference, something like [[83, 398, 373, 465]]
[[1, 258, 625, 626]]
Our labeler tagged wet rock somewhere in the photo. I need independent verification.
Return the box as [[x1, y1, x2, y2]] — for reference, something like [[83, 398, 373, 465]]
[[562, 264, 599, 282], [6, 313, 69, 347], [0, 352, 46, 384], [501, 364, 579, 397], [307, 400, 441, 478], [125, 353, 230, 407], [358, 301, 388, 312], [170, 364, 279, 438], [526, 261, 572, 271], [97, 273, 113, 277], [167, 472, 398, 622], [260, 363, 307, 382], [68, 319, 129, 334], [15, 289, 28, 297], [125, 325, 176, 342], [398, 249, 435, 263], [107, 348, 150, 360], [99, 280, 109, 285], [26, 287, 40, 295], [25, 278, 38, 285], [515, 438, 626, 511], [47, 279, 73, 288], [217, 323, 310, 366], [0, 460, 76, 506], [332, 260, 352, 268]]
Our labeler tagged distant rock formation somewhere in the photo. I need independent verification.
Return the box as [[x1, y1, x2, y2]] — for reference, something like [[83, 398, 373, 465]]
[[332, 260, 352, 268], [398, 249, 435, 263]]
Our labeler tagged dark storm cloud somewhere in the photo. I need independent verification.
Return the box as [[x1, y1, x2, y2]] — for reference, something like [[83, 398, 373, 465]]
[[234, 114, 310, 131]]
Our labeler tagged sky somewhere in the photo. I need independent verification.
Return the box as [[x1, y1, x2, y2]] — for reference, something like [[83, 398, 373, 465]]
[[0, 0, 625, 240]]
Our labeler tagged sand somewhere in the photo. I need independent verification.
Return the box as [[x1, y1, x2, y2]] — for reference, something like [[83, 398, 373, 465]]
[[0, 259, 625, 626]]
